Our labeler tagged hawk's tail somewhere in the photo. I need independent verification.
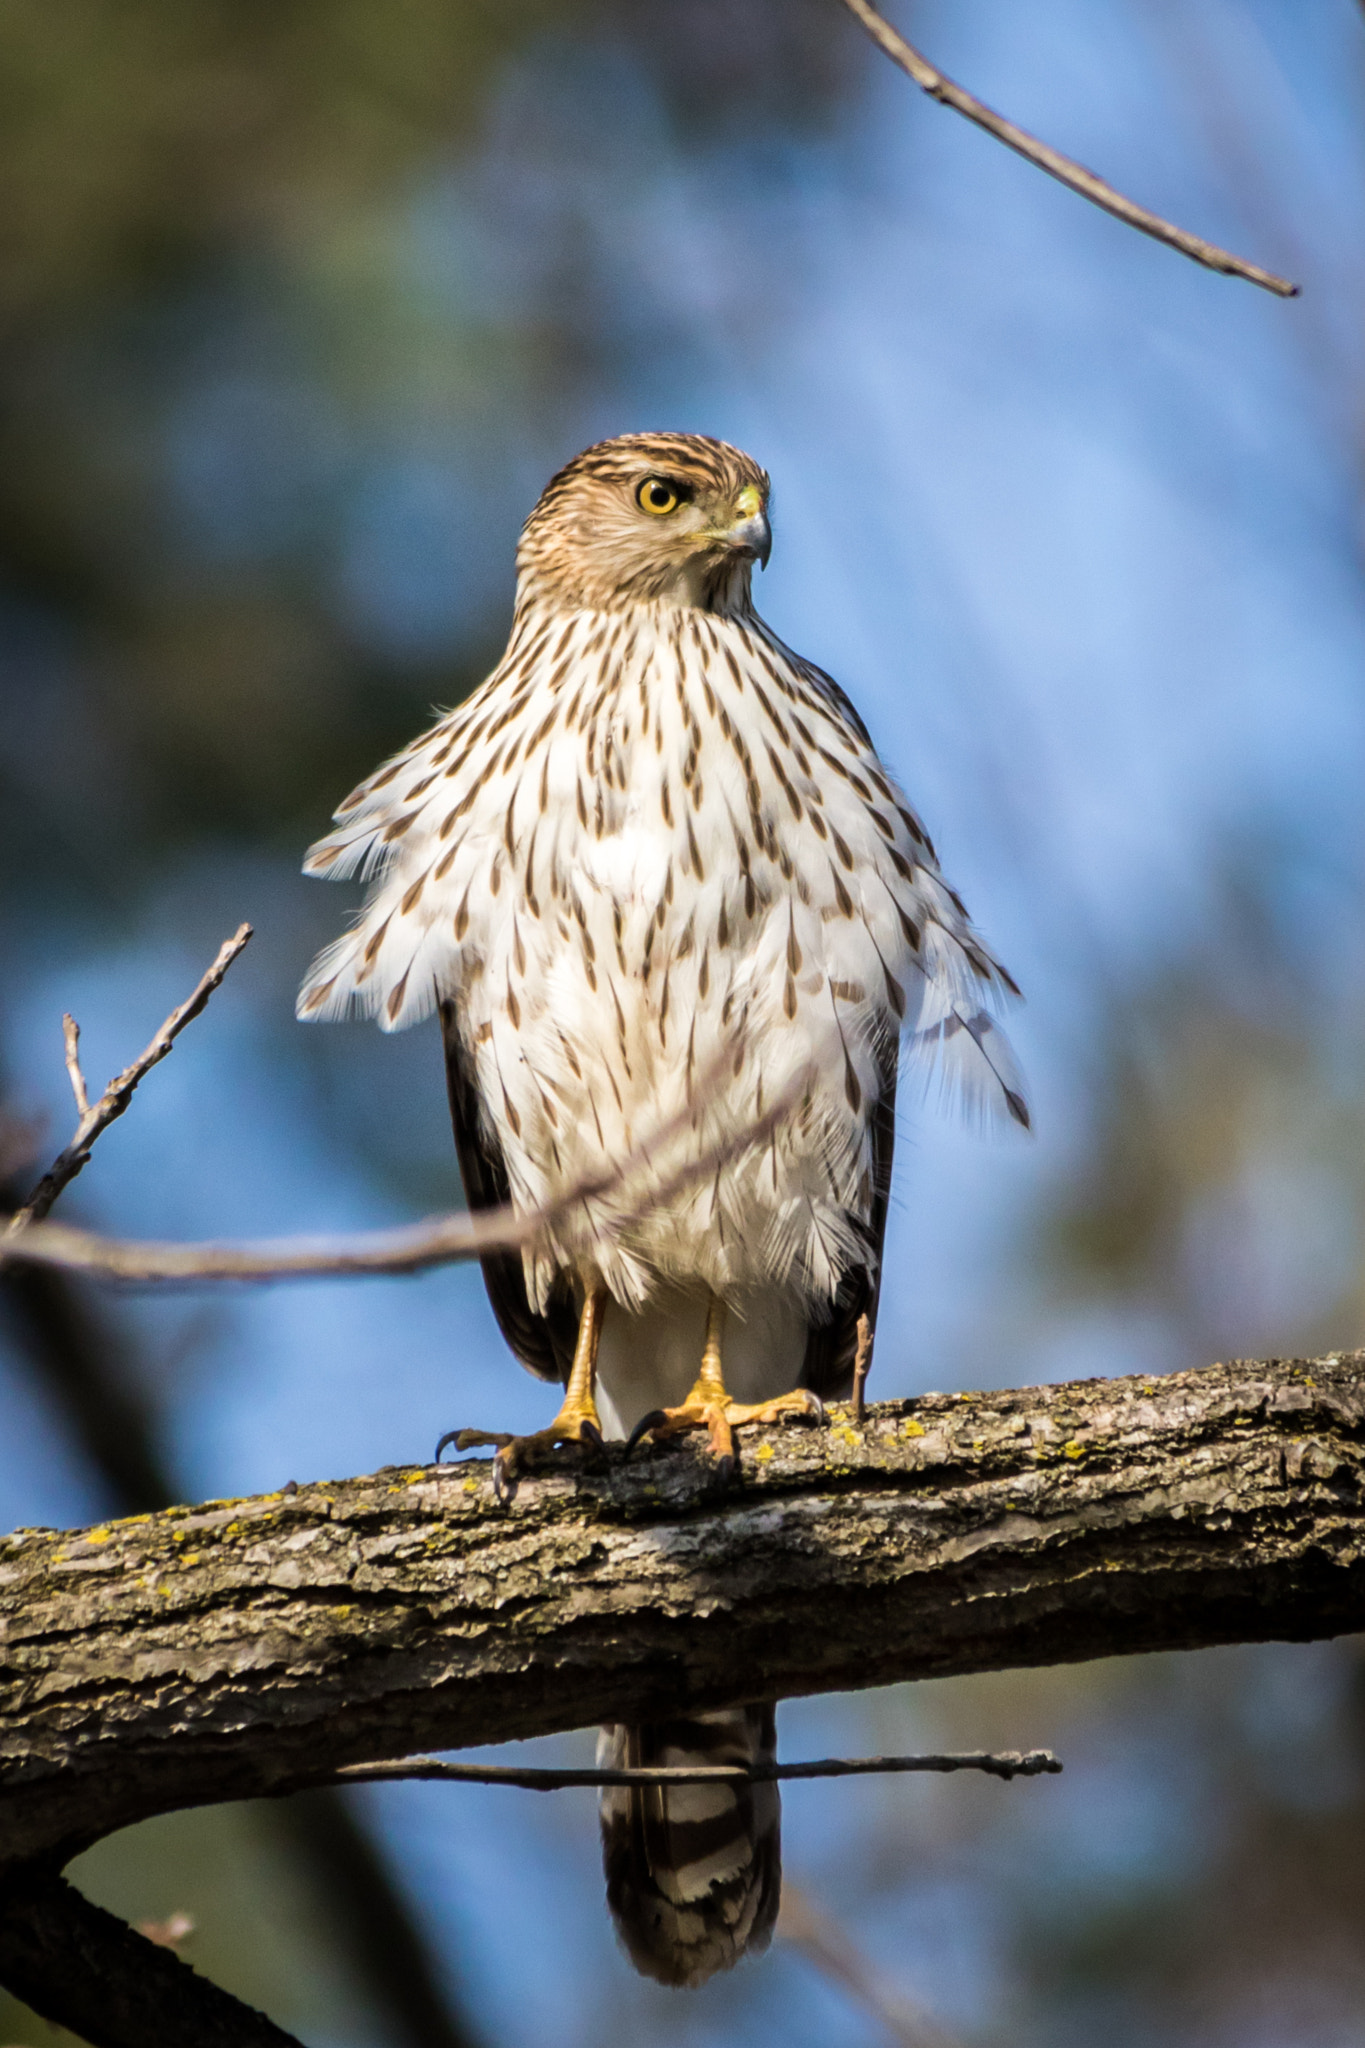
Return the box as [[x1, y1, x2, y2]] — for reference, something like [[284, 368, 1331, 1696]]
[[598, 1705, 780, 1988]]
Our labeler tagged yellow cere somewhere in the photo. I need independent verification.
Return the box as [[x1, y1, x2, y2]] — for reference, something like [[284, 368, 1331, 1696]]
[[734, 483, 764, 517]]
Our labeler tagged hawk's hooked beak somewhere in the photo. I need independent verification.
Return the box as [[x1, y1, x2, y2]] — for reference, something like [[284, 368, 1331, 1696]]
[[726, 488, 772, 569]]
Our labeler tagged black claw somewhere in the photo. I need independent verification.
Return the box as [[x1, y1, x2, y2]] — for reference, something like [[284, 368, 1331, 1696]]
[[580, 1419, 605, 1454], [715, 1454, 736, 1486], [805, 1392, 826, 1423], [627, 1409, 669, 1454], [492, 1451, 518, 1505], [434, 1429, 462, 1464]]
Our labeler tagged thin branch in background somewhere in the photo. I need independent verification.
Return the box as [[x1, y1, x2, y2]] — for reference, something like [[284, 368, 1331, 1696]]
[[836, 0, 1298, 297], [6, 923, 254, 1232], [780, 1883, 966, 2048], [331, 1750, 1061, 1792], [0, 1054, 805, 1287], [1, 1203, 550, 1284], [61, 1014, 90, 1118]]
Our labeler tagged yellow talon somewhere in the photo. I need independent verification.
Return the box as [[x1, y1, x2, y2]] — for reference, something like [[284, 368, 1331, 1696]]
[[436, 1286, 608, 1502], [627, 1295, 824, 1475]]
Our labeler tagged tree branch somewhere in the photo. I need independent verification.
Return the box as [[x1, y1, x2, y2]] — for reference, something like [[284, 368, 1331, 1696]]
[[837, 0, 1299, 297], [61, 1014, 90, 1119], [331, 1748, 1061, 1791], [4, 1353, 1363, 1880], [0, 1873, 306, 2048], [1, 1203, 545, 1281], [1, 1068, 800, 1284]]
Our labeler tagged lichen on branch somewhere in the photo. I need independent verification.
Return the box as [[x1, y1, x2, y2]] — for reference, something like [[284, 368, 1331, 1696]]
[[3, 1354, 1364, 1880]]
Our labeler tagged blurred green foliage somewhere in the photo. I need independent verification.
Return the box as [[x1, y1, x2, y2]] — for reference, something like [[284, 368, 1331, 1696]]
[[0, 0, 855, 889], [0, 1803, 392, 2048]]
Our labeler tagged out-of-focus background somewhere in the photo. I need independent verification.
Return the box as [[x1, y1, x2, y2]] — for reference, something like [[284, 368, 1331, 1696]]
[[2, 2, 1363, 2043]]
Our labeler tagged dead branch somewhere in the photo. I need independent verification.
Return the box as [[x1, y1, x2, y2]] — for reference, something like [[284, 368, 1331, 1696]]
[[0, 1073, 801, 1285], [837, 0, 1299, 297], [1, 1202, 545, 1282], [61, 1014, 90, 1118], [3, 1352, 1362, 1881], [330, 1749, 1060, 1791], [6, 925, 254, 1232]]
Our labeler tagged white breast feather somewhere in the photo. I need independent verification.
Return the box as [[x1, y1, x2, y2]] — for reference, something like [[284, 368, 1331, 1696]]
[[298, 602, 1025, 1315]]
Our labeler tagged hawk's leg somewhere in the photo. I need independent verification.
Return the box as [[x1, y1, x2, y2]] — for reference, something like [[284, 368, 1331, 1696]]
[[628, 1295, 823, 1480], [436, 1285, 608, 1502]]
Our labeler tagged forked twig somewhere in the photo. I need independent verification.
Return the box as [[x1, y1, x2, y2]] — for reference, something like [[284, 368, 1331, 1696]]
[[6, 925, 254, 1234], [330, 1749, 1061, 1792], [838, 0, 1298, 298]]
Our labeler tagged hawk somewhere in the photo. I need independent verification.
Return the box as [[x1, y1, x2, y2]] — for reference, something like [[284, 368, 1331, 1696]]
[[298, 431, 1026, 1988]]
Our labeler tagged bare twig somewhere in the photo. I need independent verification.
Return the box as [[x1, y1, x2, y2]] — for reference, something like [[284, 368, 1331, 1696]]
[[0, 1061, 804, 1286], [331, 1750, 1060, 1792], [0, 1206, 550, 1283], [61, 1014, 90, 1118], [852, 1311, 874, 1423], [6, 925, 254, 1233], [780, 1884, 966, 2048], [837, 0, 1298, 297]]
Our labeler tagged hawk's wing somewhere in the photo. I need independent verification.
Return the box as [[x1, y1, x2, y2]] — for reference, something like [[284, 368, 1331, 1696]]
[[801, 1036, 898, 1402], [439, 999, 577, 1386]]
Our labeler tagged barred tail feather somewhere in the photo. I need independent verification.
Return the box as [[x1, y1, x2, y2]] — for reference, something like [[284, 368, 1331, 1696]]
[[598, 1706, 781, 1988]]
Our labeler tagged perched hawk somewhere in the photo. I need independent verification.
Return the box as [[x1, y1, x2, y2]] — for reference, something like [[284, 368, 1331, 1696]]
[[299, 431, 1026, 1988]]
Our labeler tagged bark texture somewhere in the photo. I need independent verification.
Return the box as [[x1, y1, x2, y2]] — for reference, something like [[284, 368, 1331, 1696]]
[[4, 1355, 1365, 1879]]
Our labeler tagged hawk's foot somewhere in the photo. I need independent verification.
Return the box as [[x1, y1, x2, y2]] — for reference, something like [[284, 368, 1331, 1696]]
[[435, 1284, 609, 1504], [627, 1386, 824, 1481], [436, 1400, 605, 1503], [627, 1294, 825, 1479]]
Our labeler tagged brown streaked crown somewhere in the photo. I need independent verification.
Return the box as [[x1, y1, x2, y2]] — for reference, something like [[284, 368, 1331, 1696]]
[[516, 431, 772, 614]]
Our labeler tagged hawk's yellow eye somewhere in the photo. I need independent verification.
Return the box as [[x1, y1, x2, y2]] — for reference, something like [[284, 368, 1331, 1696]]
[[636, 477, 682, 517]]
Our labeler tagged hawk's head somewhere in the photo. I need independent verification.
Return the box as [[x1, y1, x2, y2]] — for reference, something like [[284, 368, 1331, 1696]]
[[518, 432, 772, 614]]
